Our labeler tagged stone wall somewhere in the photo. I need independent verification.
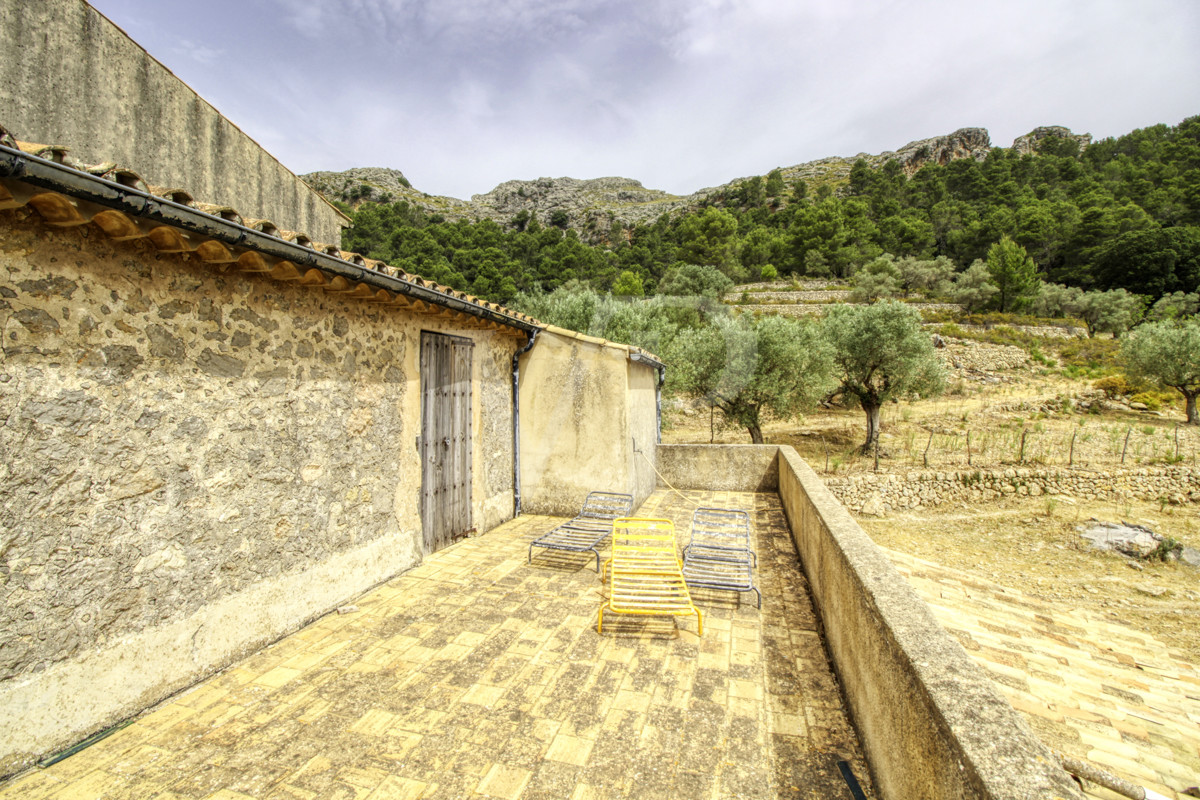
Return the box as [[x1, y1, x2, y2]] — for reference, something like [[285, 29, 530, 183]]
[[951, 323, 1085, 339], [738, 302, 962, 317], [827, 466, 1200, 515], [724, 290, 852, 303], [0, 0, 348, 244], [0, 213, 518, 772]]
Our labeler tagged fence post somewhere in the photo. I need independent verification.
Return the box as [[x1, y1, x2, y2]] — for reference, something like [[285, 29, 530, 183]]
[[822, 435, 829, 473], [1121, 427, 1131, 465], [923, 431, 933, 468], [966, 430, 972, 467], [1069, 430, 1077, 468], [1019, 429, 1028, 464]]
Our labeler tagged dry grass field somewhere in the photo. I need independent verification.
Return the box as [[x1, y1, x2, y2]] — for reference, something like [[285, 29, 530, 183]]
[[663, 331, 1200, 663]]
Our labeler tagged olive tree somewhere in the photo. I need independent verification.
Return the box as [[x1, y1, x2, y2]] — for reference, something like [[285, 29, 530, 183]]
[[1122, 319, 1200, 424], [668, 313, 834, 444], [1074, 288, 1145, 338], [850, 255, 902, 303], [950, 260, 998, 313], [823, 300, 946, 452]]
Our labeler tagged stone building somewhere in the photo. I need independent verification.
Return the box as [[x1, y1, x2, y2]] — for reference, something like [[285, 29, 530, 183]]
[[0, 126, 663, 772], [0, 0, 661, 770]]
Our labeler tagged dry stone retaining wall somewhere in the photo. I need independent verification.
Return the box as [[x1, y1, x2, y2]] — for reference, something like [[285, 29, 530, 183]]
[[724, 290, 852, 303], [827, 467, 1200, 515], [740, 302, 962, 318]]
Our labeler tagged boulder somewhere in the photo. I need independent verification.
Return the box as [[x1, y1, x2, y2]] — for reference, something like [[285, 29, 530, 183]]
[[1078, 520, 1164, 559]]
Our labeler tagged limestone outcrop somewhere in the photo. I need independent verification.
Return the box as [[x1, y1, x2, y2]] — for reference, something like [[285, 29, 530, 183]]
[[882, 127, 993, 176], [1012, 126, 1092, 156]]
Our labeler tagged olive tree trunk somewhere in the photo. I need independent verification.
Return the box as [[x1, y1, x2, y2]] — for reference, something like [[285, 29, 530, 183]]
[[1185, 390, 1199, 425], [861, 402, 882, 454]]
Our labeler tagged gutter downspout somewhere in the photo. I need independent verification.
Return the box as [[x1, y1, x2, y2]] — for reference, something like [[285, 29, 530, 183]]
[[654, 363, 665, 444], [511, 329, 540, 517], [629, 352, 666, 444]]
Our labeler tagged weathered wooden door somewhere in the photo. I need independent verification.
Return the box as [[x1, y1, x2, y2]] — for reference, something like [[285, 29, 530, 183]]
[[420, 331, 474, 554]]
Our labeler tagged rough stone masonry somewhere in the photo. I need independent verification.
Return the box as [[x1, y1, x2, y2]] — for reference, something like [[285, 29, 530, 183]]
[[0, 211, 518, 774]]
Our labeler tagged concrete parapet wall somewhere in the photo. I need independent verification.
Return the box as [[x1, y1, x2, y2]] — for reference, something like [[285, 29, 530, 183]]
[[656, 443, 1081, 799], [656, 444, 779, 492], [0, 0, 347, 243], [775, 446, 1081, 800]]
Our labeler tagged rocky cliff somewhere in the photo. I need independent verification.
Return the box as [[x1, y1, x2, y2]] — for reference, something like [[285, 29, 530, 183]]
[[1012, 126, 1093, 156], [301, 125, 1089, 238]]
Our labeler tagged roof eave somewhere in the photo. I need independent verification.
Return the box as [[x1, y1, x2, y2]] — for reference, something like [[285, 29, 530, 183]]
[[0, 143, 540, 334]]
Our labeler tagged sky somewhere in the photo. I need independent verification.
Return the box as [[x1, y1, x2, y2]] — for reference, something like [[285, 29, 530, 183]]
[[89, 0, 1200, 201]]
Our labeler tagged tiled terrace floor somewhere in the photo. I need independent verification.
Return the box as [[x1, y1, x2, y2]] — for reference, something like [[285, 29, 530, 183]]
[[888, 549, 1200, 800], [3, 490, 874, 800]]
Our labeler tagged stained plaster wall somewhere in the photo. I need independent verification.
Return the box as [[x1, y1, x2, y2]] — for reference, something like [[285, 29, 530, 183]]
[[0, 0, 348, 244], [518, 329, 658, 516], [0, 213, 517, 774]]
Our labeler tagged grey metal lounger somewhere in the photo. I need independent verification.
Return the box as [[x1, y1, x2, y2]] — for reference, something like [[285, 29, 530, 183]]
[[528, 490, 635, 572], [682, 507, 761, 608]]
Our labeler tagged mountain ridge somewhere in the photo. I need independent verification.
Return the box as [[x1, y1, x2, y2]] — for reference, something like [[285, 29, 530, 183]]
[[301, 125, 1092, 236]]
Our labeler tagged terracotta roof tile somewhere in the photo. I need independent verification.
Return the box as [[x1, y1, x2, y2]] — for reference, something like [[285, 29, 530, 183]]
[[193, 202, 242, 223], [0, 134, 543, 333], [148, 186, 194, 205], [16, 141, 70, 163]]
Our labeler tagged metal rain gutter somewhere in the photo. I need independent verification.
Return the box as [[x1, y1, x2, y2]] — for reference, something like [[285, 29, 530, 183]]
[[0, 144, 540, 334]]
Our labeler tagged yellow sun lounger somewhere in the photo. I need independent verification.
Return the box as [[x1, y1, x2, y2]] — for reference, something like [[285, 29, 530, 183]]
[[597, 518, 703, 636]]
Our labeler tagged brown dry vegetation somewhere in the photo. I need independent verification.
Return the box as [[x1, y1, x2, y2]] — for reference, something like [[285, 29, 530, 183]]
[[663, 327, 1200, 662]]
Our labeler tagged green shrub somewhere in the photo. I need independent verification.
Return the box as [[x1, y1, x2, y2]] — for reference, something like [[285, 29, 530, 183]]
[[1130, 392, 1163, 411], [1094, 375, 1133, 399]]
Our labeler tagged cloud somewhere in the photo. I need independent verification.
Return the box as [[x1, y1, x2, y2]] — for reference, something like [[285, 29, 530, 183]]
[[171, 38, 222, 65], [87, 0, 1200, 199]]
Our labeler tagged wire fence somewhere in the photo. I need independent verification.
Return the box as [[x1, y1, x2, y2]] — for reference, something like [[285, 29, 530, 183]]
[[877, 422, 1198, 472]]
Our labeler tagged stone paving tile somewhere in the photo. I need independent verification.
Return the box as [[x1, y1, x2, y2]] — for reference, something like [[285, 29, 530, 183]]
[[886, 548, 1200, 800], [1, 490, 872, 800]]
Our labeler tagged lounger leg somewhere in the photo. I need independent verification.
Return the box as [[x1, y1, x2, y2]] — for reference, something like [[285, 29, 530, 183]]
[[596, 606, 604, 634], [592, 548, 600, 573], [528, 543, 534, 563], [752, 587, 762, 609], [695, 608, 704, 636]]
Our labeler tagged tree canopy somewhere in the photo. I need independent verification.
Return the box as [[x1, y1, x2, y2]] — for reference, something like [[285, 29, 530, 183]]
[[822, 300, 946, 451], [668, 314, 834, 443], [339, 115, 1200, 317], [1121, 319, 1200, 424]]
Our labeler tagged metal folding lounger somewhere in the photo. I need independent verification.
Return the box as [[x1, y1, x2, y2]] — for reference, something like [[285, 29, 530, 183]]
[[681, 507, 761, 608], [528, 490, 634, 572], [598, 517, 703, 635]]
